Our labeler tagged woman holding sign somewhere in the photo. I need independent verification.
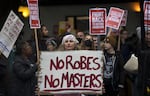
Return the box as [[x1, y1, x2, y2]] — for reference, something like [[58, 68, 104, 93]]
[[55, 34, 81, 96], [58, 34, 79, 51]]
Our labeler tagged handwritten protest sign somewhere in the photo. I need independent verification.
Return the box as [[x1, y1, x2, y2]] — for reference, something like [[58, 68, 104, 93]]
[[27, 0, 41, 29], [0, 10, 24, 58], [89, 8, 106, 35], [39, 50, 104, 94], [106, 7, 124, 30]]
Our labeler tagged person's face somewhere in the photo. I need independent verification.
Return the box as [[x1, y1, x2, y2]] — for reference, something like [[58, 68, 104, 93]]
[[42, 26, 49, 36], [93, 36, 98, 48], [64, 40, 76, 50], [103, 41, 112, 50], [85, 35, 93, 41], [77, 32, 85, 40], [22, 42, 32, 56], [47, 44, 55, 51]]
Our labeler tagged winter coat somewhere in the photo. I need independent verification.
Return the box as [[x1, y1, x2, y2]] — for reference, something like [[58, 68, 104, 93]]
[[8, 55, 37, 96], [103, 51, 125, 91], [0, 55, 8, 96]]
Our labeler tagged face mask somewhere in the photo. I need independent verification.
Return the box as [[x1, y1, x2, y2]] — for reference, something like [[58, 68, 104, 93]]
[[84, 39, 92, 47], [76, 38, 82, 44]]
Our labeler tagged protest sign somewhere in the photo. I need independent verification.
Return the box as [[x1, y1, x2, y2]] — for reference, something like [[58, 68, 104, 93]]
[[144, 1, 150, 26], [106, 7, 124, 30], [0, 10, 24, 58], [39, 50, 104, 94], [89, 8, 106, 35], [27, 0, 41, 29]]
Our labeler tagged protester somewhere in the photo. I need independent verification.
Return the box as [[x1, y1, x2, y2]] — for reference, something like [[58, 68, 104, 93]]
[[102, 36, 125, 96], [84, 33, 93, 41], [28, 24, 49, 50], [57, 31, 72, 47], [40, 24, 50, 51], [78, 33, 93, 50], [55, 34, 81, 96], [119, 28, 134, 96], [137, 26, 150, 96], [8, 41, 38, 96], [120, 29, 131, 63], [45, 37, 58, 51], [58, 34, 79, 51], [65, 22, 72, 33], [75, 30, 85, 49], [28, 24, 50, 62], [92, 35, 98, 50], [82, 38, 94, 50], [76, 30, 85, 40], [0, 53, 8, 96]]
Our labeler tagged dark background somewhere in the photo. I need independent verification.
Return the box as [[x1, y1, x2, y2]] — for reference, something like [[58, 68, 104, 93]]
[[0, 0, 139, 29], [38, 0, 139, 6]]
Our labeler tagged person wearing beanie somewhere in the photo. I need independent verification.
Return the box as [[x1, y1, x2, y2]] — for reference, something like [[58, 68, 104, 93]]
[[102, 36, 125, 96], [54, 34, 81, 96], [46, 37, 58, 51], [58, 34, 79, 51]]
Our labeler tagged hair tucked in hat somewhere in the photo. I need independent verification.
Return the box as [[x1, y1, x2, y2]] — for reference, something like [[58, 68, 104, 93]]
[[46, 38, 57, 47], [104, 36, 117, 48], [61, 34, 79, 45]]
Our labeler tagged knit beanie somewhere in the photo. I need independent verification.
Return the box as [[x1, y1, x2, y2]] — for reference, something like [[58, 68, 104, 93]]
[[46, 38, 57, 47], [104, 36, 117, 48], [61, 34, 79, 45]]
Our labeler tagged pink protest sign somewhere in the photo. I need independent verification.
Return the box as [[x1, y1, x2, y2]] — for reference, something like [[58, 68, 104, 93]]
[[106, 7, 124, 30]]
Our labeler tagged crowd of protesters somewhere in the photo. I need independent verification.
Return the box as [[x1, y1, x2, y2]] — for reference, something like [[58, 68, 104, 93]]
[[1, 22, 150, 96]]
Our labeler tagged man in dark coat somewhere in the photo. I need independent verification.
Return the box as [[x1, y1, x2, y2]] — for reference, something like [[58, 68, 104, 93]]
[[0, 53, 8, 96], [137, 27, 150, 96]]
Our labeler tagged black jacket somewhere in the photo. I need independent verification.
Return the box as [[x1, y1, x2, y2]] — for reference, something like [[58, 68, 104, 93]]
[[8, 55, 37, 96], [0, 55, 8, 96], [103, 51, 125, 91]]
